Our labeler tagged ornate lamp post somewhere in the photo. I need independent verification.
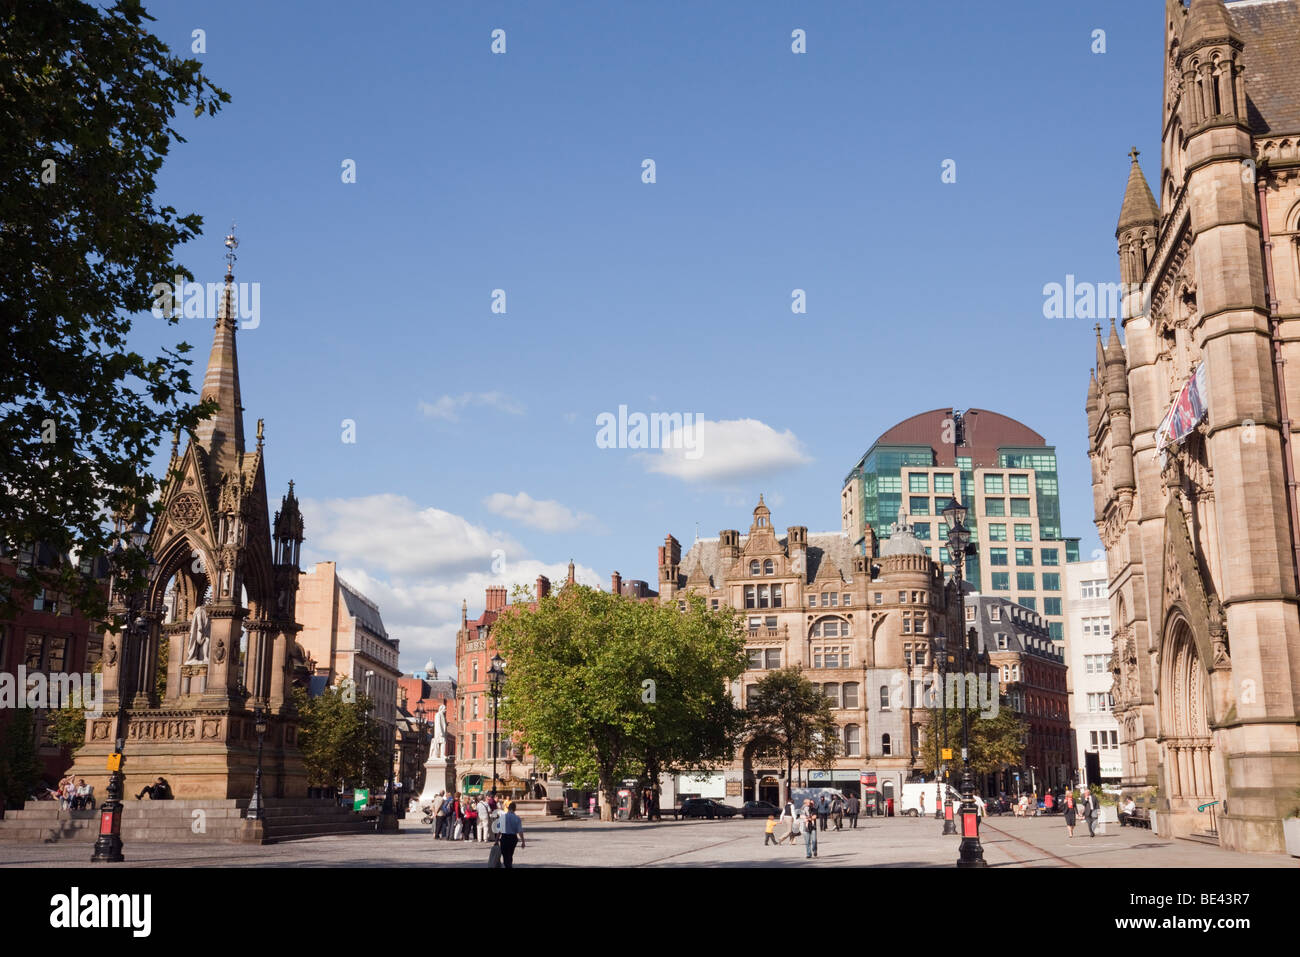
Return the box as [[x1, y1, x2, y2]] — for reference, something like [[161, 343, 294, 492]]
[[943, 496, 987, 868], [92, 515, 154, 864], [247, 704, 268, 821], [489, 653, 505, 796], [938, 623, 956, 836], [413, 700, 427, 800]]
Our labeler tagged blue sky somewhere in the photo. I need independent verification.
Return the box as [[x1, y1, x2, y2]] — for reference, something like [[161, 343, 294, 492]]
[[131, 0, 1167, 671]]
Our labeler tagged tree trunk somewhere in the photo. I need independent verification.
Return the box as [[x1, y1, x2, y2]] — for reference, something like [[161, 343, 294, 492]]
[[599, 774, 617, 821]]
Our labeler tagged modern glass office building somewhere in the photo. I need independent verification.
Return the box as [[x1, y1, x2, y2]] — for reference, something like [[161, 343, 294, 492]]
[[841, 408, 1080, 641]]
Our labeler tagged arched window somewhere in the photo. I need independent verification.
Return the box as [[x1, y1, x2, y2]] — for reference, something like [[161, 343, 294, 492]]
[[844, 725, 860, 757], [881, 733, 892, 756], [750, 560, 760, 575], [879, 685, 891, 710], [763, 559, 774, 575]]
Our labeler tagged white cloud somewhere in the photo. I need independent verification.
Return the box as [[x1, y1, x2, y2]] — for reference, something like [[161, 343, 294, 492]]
[[418, 391, 524, 422], [642, 418, 811, 483], [299, 494, 601, 675], [483, 491, 595, 533]]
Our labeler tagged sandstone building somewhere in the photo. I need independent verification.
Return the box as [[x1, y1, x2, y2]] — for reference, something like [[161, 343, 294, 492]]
[[1088, 0, 1300, 852]]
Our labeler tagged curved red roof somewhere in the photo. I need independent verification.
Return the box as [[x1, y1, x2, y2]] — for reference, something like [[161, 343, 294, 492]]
[[873, 408, 1047, 468]]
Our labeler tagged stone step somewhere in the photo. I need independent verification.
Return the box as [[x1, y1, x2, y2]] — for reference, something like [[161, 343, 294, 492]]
[[1181, 830, 1221, 847], [263, 822, 376, 843]]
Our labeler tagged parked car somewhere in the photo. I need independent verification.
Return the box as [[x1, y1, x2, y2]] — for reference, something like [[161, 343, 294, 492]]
[[739, 800, 780, 818], [679, 798, 740, 819]]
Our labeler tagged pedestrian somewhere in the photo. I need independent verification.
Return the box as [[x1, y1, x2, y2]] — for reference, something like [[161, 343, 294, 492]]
[[832, 795, 844, 831], [846, 794, 860, 829], [464, 797, 480, 841], [802, 800, 819, 859], [818, 794, 830, 831], [764, 815, 779, 846], [498, 800, 525, 867], [920, 790, 927, 817], [476, 795, 492, 842], [1083, 788, 1100, 837], [1044, 790, 1055, 814], [452, 794, 464, 840], [1062, 789, 1077, 837], [134, 777, 172, 800], [778, 797, 796, 844]]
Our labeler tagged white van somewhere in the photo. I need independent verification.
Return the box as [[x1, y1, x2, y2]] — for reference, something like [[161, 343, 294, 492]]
[[901, 782, 983, 817], [790, 787, 846, 810]]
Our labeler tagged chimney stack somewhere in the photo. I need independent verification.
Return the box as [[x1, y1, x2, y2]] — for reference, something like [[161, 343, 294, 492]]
[[535, 575, 551, 600], [485, 586, 507, 613], [611, 570, 623, 595]]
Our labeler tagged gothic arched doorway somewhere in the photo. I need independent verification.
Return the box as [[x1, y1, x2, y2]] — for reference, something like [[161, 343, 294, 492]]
[[1159, 616, 1216, 826]]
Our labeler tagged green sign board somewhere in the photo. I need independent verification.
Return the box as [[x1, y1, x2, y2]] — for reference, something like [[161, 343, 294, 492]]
[[352, 788, 369, 810]]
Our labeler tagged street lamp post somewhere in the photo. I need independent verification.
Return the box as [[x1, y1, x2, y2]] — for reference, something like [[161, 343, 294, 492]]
[[247, 704, 268, 821], [92, 516, 153, 864], [414, 700, 427, 800], [939, 622, 956, 836], [943, 496, 987, 868], [489, 653, 505, 798]]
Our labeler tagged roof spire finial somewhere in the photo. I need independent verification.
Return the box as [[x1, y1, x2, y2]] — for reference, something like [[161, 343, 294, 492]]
[[224, 223, 238, 281], [1129, 146, 1140, 164], [256, 417, 264, 450]]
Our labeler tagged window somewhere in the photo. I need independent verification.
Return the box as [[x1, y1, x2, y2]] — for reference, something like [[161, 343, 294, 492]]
[[1080, 579, 1107, 600], [1018, 597, 1036, 612], [1012, 665, 1020, 681], [991, 572, 1009, 591], [1044, 597, 1062, 616], [988, 524, 1007, 542], [914, 522, 931, 539], [745, 585, 756, 609], [1002, 665, 1010, 681], [750, 560, 760, 575], [899, 591, 907, 603], [989, 604, 1001, 622], [1049, 621, 1064, 640], [1017, 572, 1035, 591], [762, 559, 773, 575], [828, 592, 838, 607], [984, 474, 1004, 494], [939, 546, 950, 563], [881, 734, 892, 756], [472, 659, 479, 682], [472, 696, 479, 719], [1010, 498, 1031, 517], [910, 496, 931, 515], [880, 686, 891, 710], [1081, 616, 1112, 638], [25, 633, 44, 670], [909, 473, 929, 493], [809, 593, 817, 607], [747, 648, 763, 669], [711, 598, 719, 609], [842, 682, 859, 708], [471, 734, 478, 759], [1014, 524, 1033, 542], [823, 682, 841, 708], [772, 585, 783, 608], [934, 474, 954, 494], [766, 648, 781, 669], [996, 633, 1008, 650], [765, 616, 778, 629], [1042, 573, 1060, 591], [902, 614, 912, 634], [1040, 548, 1059, 566], [966, 605, 976, 621], [748, 617, 763, 631], [842, 593, 851, 606], [874, 593, 883, 605], [459, 699, 465, 721], [984, 498, 1006, 517], [1009, 474, 1030, 495], [1015, 547, 1034, 566], [844, 725, 860, 757], [989, 548, 1008, 566], [914, 613, 927, 635]]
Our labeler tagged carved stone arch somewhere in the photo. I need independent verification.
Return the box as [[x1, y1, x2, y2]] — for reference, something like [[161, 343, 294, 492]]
[[1159, 497, 1219, 676], [149, 530, 212, 614]]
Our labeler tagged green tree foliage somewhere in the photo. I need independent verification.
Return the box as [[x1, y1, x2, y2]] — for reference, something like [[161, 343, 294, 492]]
[[292, 682, 389, 792], [0, 711, 44, 809], [0, 0, 228, 621], [921, 696, 1026, 779], [494, 585, 747, 821], [45, 661, 103, 754], [745, 667, 840, 800]]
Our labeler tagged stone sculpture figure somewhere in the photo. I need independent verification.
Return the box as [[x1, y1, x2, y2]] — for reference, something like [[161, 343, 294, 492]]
[[430, 703, 448, 761], [186, 605, 211, 663]]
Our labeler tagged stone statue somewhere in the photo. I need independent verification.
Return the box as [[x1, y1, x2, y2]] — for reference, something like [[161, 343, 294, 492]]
[[186, 605, 211, 663], [430, 703, 448, 761]]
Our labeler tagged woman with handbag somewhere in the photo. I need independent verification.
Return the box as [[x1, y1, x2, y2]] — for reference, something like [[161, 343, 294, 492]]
[[1062, 789, 1078, 838]]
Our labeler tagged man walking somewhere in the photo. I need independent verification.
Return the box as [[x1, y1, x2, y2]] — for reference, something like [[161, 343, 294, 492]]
[[1083, 788, 1101, 838], [498, 801, 525, 868], [846, 794, 860, 829], [779, 796, 797, 844], [802, 800, 818, 859], [817, 794, 830, 831]]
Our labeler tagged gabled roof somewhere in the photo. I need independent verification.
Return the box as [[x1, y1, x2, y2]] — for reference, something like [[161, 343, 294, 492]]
[[1228, 0, 1300, 135]]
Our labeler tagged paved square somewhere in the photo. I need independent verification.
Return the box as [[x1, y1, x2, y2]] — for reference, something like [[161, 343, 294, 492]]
[[0, 814, 1294, 868]]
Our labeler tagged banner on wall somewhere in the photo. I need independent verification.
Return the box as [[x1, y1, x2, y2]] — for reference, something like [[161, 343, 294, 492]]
[[1155, 361, 1208, 453]]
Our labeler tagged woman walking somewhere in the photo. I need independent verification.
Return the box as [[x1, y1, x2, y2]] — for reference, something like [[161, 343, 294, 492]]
[[802, 800, 819, 859], [1062, 789, 1078, 838]]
